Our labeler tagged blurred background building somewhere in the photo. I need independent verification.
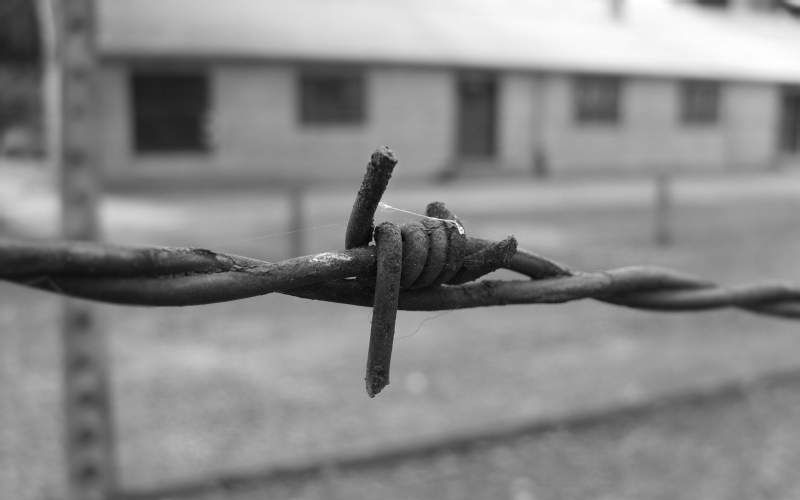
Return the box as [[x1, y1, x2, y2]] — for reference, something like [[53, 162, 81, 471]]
[[92, 0, 800, 187], [2, 0, 800, 183], [5, 2, 800, 499]]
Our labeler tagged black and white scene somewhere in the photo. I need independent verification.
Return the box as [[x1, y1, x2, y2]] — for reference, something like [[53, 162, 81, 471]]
[[2, 1, 800, 499]]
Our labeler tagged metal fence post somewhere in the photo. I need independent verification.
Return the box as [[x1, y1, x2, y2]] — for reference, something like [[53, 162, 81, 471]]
[[53, 0, 117, 498]]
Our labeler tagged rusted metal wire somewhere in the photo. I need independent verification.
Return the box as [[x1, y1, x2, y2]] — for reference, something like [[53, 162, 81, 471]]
[[0, 164, 798, 318], [366, 222, 402, 397], [345, 146, 397, 250], [3, 147, 800, 396], [6, 241, 797, 316]]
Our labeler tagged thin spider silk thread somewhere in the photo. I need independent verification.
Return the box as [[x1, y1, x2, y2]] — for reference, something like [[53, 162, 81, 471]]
[[202, 201, 460, 258], [222, 222, 346, 245], [397, 311, 453, 340], [375, 203, 462, 340], [205, 222, 347, 252], [218, 202, 462, 250], [218, 201, 459, 339], [378, 202, 465, 235], [218, 204, 456, 340]]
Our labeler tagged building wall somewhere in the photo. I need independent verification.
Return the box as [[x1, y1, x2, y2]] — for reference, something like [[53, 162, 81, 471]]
[[98, 61, 781, 186], [724, 81, 778, 170], [215, 65, 456, 179], [98, 63, 454, 185], [97, 63, 131, 178], [498, 72, 536, 172], [536, 74, 778, 174]]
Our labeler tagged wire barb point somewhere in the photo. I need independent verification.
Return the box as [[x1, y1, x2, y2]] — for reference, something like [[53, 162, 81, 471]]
[[3, 148, 800, 398]]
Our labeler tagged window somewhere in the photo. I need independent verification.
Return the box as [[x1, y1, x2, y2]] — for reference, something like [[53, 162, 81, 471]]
[[299, 69, 365, 125], [131, 72, 209, 153], [695, 0, 729, 7], [680, 80, 720, 125], [457, 72, 497, 158], [780, 87, 800, 153], [574, 75, 622, 124]]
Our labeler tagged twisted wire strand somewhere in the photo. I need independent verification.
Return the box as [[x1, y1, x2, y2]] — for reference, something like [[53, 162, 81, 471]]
[[2, 147, 798, 320], [2, 237, 799, 319]]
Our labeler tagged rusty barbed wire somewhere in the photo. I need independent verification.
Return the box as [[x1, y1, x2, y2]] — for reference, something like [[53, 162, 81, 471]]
[[2, 147, 800, 394], [0, 155, 798, 317], [5, 239, 797, 317]]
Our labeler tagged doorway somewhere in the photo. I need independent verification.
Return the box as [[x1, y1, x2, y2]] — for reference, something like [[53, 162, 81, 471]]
[[780, 86, 800, 154], [457, 72, 497, 158]]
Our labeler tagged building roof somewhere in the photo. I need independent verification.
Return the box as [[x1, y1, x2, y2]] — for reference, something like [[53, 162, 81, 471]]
[[98, 0, 800, 83]]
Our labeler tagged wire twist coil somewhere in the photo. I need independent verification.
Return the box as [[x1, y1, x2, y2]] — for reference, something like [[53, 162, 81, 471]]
[[2, 147, 800, 396]]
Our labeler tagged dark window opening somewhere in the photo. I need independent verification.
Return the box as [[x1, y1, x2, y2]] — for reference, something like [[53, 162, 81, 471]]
[[780, 87, 800, 153], [131, 73, 209, 153], [457, 72, 497, 158], [574, 75, 622, 124], [299, 69, 365, 125], [695, 0, 730, 7], [680, 80, 721, 125]]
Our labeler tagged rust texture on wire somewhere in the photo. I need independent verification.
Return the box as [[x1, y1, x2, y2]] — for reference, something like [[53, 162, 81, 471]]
[[3, 147, 800, 393], [1, 148, 799, 319]]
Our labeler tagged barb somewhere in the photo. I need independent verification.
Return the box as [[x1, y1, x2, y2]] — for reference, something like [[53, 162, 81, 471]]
[[2, 237, 799, 317], [366, 222, 402, 397], [0, 148, 796, 317], [2, 147, 800, 395], [345, 147, 397, 249]]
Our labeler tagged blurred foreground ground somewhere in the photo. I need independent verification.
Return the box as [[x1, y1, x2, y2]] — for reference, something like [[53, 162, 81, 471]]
[[2, 160, 800, 499]]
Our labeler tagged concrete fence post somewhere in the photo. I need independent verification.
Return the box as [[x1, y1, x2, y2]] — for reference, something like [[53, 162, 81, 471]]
[[48, 0, 117, 498]]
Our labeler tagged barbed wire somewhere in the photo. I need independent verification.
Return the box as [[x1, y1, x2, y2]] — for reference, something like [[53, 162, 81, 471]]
[[3, 147, 800, 394], [3, 238, 798, 316]]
